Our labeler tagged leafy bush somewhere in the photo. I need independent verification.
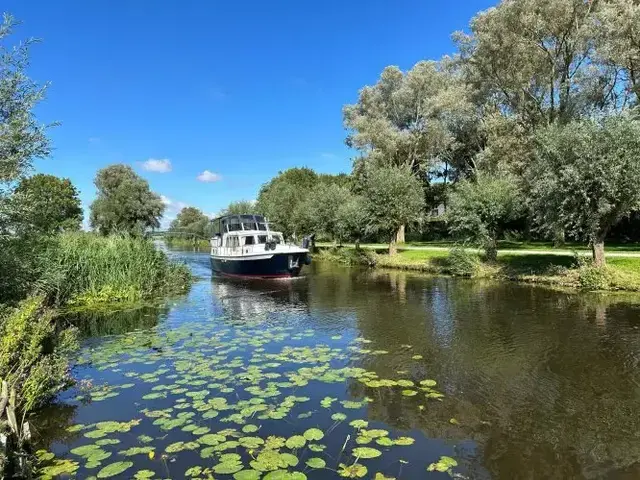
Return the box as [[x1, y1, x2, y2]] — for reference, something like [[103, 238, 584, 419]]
[[0, 296, 78, 412], [39, 232, 191, 307], [446, 247, 481, 277], [578, 264, 612, 291]]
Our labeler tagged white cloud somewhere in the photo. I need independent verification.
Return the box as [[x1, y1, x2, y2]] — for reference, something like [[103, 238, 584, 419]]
[[197, 170, 222, 183], [142, 158, 172, 173], [159, 195, 190, 229], [320, 152, 336, 159]]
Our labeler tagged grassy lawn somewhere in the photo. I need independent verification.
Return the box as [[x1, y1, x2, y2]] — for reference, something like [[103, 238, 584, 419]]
[[318, 246, 640, 292], [405, 240, 640, 252]]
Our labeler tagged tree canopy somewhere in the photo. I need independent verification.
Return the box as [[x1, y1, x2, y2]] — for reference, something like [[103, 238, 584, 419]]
[[0, 14, 52, 187], [530, 114, 640, 265], [168, 206, 210, 239], [361, 165, 425, 254], [7, 174, 82, 235], [222, 200, 255, 216], [447, 175, 522, 261], [89, 164, 164, 236]]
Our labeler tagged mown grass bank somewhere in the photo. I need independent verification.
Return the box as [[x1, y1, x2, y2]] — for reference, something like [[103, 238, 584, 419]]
[[316, 247, 640, 292]]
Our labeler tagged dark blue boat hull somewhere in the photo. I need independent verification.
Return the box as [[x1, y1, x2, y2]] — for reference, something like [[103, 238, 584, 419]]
[[210, 252, 308, 278]]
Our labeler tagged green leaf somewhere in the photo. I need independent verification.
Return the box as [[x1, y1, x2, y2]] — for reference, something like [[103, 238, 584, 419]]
[[306, 457, 326, 469], [285, 435, 306, 449], [242, 424, 259, 433], [338, 463, 368, 478], [331, 413, 347, 421], [303, 428, 324, 441], [97, 461, 134, 478], [134, 470, 155, 480], [393, 437, 415, 446], [213, 461, 244, 475], [234, 470, 262, 480], [352, 447, 382, 459], [349, 419, 368, 429], [401, 390, 417, 397]]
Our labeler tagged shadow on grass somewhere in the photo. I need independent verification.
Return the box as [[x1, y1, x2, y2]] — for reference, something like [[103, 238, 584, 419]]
[[499, 254, 576, 275]]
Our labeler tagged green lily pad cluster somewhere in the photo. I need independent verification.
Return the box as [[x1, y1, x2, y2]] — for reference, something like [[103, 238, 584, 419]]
[[35, 314, 457, 478]]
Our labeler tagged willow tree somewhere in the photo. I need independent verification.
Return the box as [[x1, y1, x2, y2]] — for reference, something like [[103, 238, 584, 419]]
[[362, 165, 425, 255], [89, 165, 165, 236], [596, 0, 640, 102], [531, 114, 640, 266], [343, 60, 478, 242], [447, 175, 522, 261], [454, 0, 635, 174]]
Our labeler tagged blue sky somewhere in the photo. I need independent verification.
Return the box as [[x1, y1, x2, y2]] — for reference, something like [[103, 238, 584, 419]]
[[4, 0, 494, 227]]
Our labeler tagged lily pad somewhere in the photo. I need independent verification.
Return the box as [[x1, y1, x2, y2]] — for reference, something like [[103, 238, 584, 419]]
[[303, 428, 324, 441], [97, 461, 134, 478], [352, 447, 382, 459], [306, 457, 326, 468]]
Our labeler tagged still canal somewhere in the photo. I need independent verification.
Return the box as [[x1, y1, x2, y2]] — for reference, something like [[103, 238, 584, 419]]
[[35, 247, 640, 479]]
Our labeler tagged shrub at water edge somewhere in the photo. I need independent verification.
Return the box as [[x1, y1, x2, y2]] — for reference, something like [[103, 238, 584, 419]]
[[446, 247, 481, 277]]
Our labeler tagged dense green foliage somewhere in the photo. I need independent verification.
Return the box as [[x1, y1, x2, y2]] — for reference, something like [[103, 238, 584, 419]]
[[222, 200, 255, 216], [361, 166, 425, 253], [530, 114, 640, 265], [167, 206, 210, 242], [0, 297, 78, 412], [41, 232, 191, 307], [0, 14, 52, 186], [6, 174, 83, 235], [90, 164, 165, 236], [447, 175, 522, 261]]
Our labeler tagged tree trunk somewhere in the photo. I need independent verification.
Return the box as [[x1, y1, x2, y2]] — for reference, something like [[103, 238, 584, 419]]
[[553, 228, 565, 248], [395, 224, 405, 244], [355, 239, 360, 251], [485, 236, 498, 263], [592, 236, 606, 267], [389, 238, 398, 256]]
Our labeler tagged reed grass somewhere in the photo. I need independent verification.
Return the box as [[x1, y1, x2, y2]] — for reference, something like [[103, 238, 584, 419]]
[[40, 232, 191, 306]]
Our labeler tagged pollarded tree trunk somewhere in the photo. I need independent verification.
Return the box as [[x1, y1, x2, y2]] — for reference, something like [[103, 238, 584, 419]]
[[485, 236, 498, 263], [395, 224, 405, 244], [389, 238, 398, 256], [592, 234, 606, 267]]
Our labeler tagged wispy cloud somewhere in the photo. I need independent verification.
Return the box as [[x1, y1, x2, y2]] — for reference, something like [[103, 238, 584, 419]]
[[160, 195, 190, 228], [142, 158, 172, 173], [88, 137, 101, 144], [320, 152, 336, 159], [197, 170, 222, 183]]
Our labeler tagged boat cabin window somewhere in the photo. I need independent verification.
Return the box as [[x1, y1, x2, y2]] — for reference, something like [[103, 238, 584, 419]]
[[257, 235, 268, 244], [273, 234, 283, 244], [244, 235, 256, 246], [225, 236, 240, 248], [240, 215, 256, 231], [227, 216, 242, 232]]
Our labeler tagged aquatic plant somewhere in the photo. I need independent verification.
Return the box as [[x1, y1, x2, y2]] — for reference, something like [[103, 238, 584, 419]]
[[34, 316, 458, 478], [39, 232, 191, 307]]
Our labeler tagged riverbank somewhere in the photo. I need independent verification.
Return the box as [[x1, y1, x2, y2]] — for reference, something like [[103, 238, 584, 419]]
[[164, 237, 210, 250], [0, 233, 194, 475], [315, 247, 640, 292]]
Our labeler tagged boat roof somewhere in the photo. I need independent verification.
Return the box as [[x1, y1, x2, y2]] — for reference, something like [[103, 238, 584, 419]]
[[211, 213, 266, 223]]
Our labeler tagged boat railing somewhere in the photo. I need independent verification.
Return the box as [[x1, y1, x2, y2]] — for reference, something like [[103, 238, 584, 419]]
[[211, 242, 303, 257]]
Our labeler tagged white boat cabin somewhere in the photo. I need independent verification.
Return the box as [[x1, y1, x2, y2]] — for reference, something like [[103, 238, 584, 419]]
[[210, 214, 306, 257]]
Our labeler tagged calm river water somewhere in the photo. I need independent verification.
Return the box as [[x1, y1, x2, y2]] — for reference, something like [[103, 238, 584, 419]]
[[35, 248, 640, 479]]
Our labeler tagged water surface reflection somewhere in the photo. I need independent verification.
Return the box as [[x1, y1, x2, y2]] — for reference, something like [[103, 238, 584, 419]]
[[38, 250, 640, 479]]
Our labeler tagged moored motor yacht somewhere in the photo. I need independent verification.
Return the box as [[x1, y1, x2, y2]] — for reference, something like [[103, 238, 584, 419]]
[[209, 214, 311, 278]]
